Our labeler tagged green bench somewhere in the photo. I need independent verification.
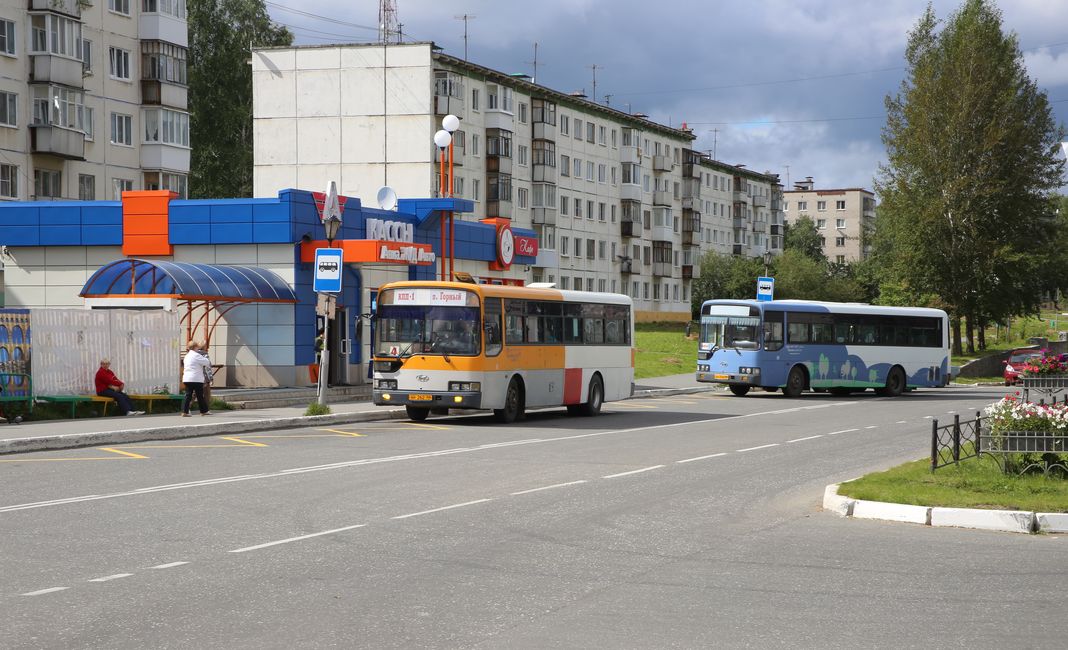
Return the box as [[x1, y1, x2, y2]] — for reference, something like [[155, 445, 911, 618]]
[[38, 394, 183, 418]]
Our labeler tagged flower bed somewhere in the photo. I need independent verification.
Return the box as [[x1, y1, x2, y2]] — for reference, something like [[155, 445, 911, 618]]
[[983, 395, 1068, 474]]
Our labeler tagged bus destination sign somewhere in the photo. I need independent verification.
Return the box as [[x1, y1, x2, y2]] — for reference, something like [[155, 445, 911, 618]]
[[391, 289, 469, 306]]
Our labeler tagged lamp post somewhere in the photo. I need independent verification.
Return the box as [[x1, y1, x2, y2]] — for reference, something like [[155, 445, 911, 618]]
[[763, 249, 773, 277], [442, 115, 460, 281], [317, 209, 343, 407], [434, 128, 452, 281]]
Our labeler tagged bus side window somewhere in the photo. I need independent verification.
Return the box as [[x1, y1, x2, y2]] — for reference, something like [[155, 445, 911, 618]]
[[485, 298, 503, 357], [763, 310, 784, 351]]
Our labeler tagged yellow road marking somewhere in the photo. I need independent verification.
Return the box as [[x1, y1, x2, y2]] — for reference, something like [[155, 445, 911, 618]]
[[219, 436, 268, 447], [317, 429, 366, 437], [610, 403, 657, 409], [243, 434, 358, 439], [0, 456, 139, 462], [101, 447, 148, 459]]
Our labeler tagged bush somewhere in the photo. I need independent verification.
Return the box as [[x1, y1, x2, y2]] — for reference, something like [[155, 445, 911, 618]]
[[304, 402, 331, 416]]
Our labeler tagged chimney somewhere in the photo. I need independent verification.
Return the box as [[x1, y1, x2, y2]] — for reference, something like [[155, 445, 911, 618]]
[[794, 176, 814, 191]]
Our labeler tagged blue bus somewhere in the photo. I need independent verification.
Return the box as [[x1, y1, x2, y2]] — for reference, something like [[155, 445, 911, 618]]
[[695, 299, 951, 397]]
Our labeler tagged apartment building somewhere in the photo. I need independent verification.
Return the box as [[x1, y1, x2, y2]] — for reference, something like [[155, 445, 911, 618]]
[[0, 0, 189, 202], [783, 177, 875, 263], [252, 42, 783, 321]]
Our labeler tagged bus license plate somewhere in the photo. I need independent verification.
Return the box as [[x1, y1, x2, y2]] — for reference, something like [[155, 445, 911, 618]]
[[409, 394, 433, 401], [714, 374, 729, 380]]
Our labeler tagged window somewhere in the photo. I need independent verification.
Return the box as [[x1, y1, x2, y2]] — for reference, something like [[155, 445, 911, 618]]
[[643, 282, 650, 300], [597, 164, 606, 183], [32, 86, 87, 131], [470, 134, 479, 156], [109, 47, 131, 80], [573, 158, 581, 177], [532, 140, 555, 167], [560, 154, 570, 177], [560, 195, 568, 216], [561, 277, 570, 290], [143, 0, 189, 19], [532, 98, 555, 125], [586, 161, 594, 181], [471, 88, 480, 111], [110, 0, 132, 14], [763, 311, 784, 351], [815, 218, 826, 229], [487, 173, 511, 202], [113, 178, 133, 199], [143, 108, 189, 146], [472, 178, 480, 201], [517, 187, 528, 209], [610, 129, 617, 147], [0, 91, 15, 127], [82, 39, 92, 72], [517, 144, 528, 166], [573, 199, 582, 219], [78, 174, 95, 201], [599, 279, 607, 292], [586, 121, 595, 142], [587, 200, 594, 220], [30, 13, 81, 58], [0, 19, 14, 56], [574, 237, 583, 258], [836, 200, 846, 210], [34, 169, 61, 199], [561, 236, 569, 256], [586, 239, 595, 259], [110, 112, 133, 145], [797, 200, 807, 212], [142, 41, 188, 85], [836, 218, 846, 229], [0, 164, 17, 199], [611, 166, 617, 185], [532, 183, 555, 208], [486, 129, 511, 157], [517, 102, 527, 123], [621, 163, 639, 185], [598, 125, 606, 144], [836, 255, 846, 264], [598, 240, 606, 260], [486, 84, 513, 112], [817, 200, 826, 211], [586, 278, 594, 292], [560, 115, 569, 135], [574, 119, 582, 139], [835, 236, 846, 247]]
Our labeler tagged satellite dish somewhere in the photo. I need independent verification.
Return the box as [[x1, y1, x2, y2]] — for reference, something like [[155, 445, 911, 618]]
[[376, 186, 398, 211]]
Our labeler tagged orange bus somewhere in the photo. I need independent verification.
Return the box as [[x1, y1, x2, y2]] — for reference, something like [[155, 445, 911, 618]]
[[372, 281, 634, 422]]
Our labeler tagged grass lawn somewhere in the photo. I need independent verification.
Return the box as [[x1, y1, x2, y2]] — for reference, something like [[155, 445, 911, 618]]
[[837, 456, 1068, 513], [634, 322, 697, 379]]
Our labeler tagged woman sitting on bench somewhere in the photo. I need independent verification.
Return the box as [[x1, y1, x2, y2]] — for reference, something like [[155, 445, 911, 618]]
[[95, 359, 143, 416]]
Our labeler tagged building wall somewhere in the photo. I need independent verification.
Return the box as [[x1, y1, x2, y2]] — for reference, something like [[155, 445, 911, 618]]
[[783, 187, 875, 263]]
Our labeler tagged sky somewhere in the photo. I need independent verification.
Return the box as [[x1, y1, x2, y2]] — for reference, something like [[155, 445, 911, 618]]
[[264, 0, 1068, 194]]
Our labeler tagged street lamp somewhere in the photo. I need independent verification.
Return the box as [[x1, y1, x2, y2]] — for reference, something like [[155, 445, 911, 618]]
[[323, 213, 342, 246], [763, 250, 773, 277]]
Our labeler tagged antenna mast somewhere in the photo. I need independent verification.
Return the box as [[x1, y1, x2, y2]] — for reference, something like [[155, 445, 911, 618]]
[[588, 64, 601, 103], [379, 0, 400, 43], [526, 42, 538, 84], [454, 14, 476, 60]]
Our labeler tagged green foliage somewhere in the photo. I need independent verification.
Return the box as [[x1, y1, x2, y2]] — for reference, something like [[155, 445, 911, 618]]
[[188, 0, 293, 198], [874, 0, 1066, 354], [634, 322, 697, 379], [209, 397, 235, 411], [305, 402, 332, 416], [782, 215, 826, 263]]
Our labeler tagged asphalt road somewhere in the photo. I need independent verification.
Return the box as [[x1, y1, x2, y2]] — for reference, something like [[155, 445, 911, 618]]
[[2, 386, 1064, 649]]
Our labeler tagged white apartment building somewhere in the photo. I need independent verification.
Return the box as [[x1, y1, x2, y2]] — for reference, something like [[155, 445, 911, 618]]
[[0, 0, 189, 201], [783, 177, 876, 263], [252, 42, 783, 321]]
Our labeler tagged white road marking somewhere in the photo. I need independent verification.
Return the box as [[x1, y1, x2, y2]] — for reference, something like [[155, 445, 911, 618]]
[[603, 465, 665, 479], [22, 587, 68, 596], [511, 480, 588, 495], [0, 402, 861, 514], [924, 416, 933, 419], [149, 562, 189, 569], [88, 573, 132, 583], [826, 428, 859, 435], [676, 452, 728, 464], [786, 435, 824, 444], [865, 426, 878, 429], [947, 410, 956, 414], [896, 421, 907, 424], [229, 524, 367, 553], [392, 499, 492, 520], [736, 443, 779, 453]]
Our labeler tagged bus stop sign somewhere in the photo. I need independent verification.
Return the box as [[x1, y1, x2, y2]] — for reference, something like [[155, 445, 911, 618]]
[[756, 276, 774, 302], [314, 248, 343, 293]]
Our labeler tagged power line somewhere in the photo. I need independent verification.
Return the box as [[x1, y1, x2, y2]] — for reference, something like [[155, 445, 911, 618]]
[[688, 115, 886, 126], [265, 2, 380, 33]]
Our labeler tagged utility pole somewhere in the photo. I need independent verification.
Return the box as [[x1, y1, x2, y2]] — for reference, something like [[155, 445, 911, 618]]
[[525, 42, 539, 84], [588, 64, 601, 103], [454, 14, 476, 60]]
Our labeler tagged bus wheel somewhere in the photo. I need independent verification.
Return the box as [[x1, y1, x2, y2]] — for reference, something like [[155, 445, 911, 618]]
[[783, 366, 806, 398], [877, 367, 906, 397], [406, 405, 430, 421], [729, 384, 750, 397], [494, 378, 524, 423], [580, 375, 604, 416]]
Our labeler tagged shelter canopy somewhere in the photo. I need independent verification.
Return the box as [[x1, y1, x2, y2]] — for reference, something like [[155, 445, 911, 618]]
[[80, 259, 297, 303]]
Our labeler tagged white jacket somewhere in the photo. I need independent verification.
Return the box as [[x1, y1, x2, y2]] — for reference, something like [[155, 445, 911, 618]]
[[182, 350, 212, 383]]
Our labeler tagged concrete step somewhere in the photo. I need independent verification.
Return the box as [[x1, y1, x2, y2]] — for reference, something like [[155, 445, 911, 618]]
[[214, 386, 371, 410]]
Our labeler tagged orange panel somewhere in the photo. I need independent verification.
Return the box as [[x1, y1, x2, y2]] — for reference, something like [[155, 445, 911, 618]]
[[122, 190, 175, 256], [299, 239, 434, 265]]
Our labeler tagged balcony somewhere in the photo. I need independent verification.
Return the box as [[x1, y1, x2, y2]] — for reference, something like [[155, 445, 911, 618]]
[[621, 220, 641, 238], [486, 155, 513, 175], [650, 224, 673, 242], [484, 110, 514, 131], [141, 143, 190, 171], [30, 124, 85, 160], [619, 183, 642, 202], [770, 199, 782, 211], [652, 155, 673, 173], [141, 80, 188, 108], [532, 207, 556, 225], [732, 244, 744, 256], [732, 216, 747, 229], [531, 163, 555, 183], [620, 146, 641, 165], [486, 200, 513, 220], [732, 190, 749, 203], [770, 224, 782, 236], [652, 261, 672, 277], [752, 195, 767, 208], [751, 220, 767, 234], [139, 11, 188, 48], [31, 56, 84, 87], [682, 178, 702, 200], [682, 161, 701, 179], [31, 0, 80, 15], [652, 190, 672, 206], [682, 265, 694, 280], [533, 248, 558, 269], [620, 259, 635, 274], [532, 121, 556, 140], [682, 230, 699, 246]]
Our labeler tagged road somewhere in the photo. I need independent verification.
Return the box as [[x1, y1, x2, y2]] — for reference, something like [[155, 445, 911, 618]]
[[2, 386, 1064, 649]]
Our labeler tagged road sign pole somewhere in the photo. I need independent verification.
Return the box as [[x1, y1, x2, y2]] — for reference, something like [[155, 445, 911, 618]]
[[318, 297, 330, 406]]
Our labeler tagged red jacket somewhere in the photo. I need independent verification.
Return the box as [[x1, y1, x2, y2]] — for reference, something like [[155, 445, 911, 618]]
[[95, 367, 124, 394]]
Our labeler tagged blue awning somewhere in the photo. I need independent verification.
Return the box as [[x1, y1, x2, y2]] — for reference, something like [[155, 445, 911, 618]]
[[80, 259, 297, 303]]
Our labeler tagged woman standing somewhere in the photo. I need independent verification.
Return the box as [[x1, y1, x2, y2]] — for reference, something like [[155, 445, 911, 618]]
[[181, 340, 212, 417]]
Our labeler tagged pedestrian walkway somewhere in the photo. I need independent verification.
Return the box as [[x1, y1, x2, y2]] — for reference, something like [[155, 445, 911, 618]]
[[0, 373, 711, 455]]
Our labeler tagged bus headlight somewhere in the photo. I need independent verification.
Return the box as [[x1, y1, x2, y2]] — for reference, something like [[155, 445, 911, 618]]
[[738, 367, 761, 376], [382, 393, 391, 401], [448, 381, 481, 392], [698, 364, 710, 372], [377, 379, 397, 389]]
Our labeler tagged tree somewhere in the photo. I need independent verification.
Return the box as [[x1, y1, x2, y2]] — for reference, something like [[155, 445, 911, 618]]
[[874, 0, 1065, 355], [783, 215, 826, 263], [188, 0, 292, 198]]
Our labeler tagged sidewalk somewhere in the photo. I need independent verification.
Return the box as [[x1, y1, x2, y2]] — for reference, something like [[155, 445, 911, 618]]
[[0, 373, 713, 455]]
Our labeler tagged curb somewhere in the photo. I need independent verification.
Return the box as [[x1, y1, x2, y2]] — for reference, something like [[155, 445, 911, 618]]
[[0, 385, 717, 456], [823, 483, 1061, 534]]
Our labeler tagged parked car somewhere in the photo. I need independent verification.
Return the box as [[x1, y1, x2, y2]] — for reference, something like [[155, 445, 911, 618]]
[[1003, 349, 1044, 386]]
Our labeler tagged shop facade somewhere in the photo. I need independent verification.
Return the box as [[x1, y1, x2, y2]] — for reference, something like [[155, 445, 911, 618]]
[[0, 188, 537, 387]]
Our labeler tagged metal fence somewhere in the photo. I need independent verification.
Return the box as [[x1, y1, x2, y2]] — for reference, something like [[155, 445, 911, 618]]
[[930, 413, 983, 471]]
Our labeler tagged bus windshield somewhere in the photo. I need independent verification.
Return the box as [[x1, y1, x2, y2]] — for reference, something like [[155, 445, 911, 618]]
[[700, 305, 759, 351], [375, 305, 481, 357]]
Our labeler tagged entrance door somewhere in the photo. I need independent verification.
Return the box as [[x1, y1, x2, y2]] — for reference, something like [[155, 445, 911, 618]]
[[330, 307, 349, 385]]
